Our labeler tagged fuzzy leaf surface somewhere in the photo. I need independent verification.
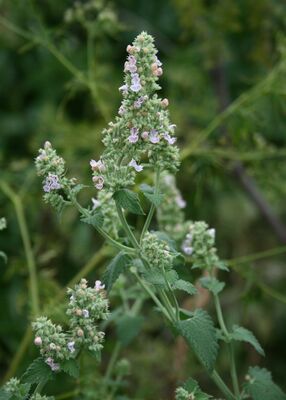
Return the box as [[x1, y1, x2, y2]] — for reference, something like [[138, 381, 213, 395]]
[[173, 279, 197, 295], [140, 184, 163, 207], [113, 189, 144, 215], [230, 325, 265, 356], [61, 359, 80, 378], [244, 366, 286, 400], [200, 277, 225, 295], [177, 309, 218, 371], [22, 357, 53, 384], [80, 210, 104, 229], [103, 252, 131, 292]]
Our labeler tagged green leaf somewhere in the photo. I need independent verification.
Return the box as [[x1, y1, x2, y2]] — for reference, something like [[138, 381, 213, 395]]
[[176, 309, 218, 371], [230, 325, 265, 356], [113, 189, 144, 215], [143, 269, 178, 288], [173, 279, 197, 295], [103, 252, 131, 292], [183, 378, 212, 400], [61, 359, 80, 378], [244, 366, 286, 400], [22, 357, 53, 384], [140, 184, 163, 207], [200, 277, 225, 295], [0, 390, 11, 400], [216, 260, 229, 271], [116, 315, 144, 346], [81, 210, 104, 229]]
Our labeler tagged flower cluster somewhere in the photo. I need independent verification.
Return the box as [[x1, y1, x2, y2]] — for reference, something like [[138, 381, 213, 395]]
[[157, 173, 188, 241], [35, 141, 77, 212], [181, 221, 219, 269], [32, 279, 109, 371], [32, 317, 72, 371], [66, 278, 109, 354], [175, 387, 195, 400], [30, 395, 55, 400], [91, 31, 180, 192], [2, 378, 30, 399], [141, 232, 174, 270]]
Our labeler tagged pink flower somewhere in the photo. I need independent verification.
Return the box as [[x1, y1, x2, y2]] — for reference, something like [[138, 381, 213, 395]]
[[175, 195, 186, 209], [90, 159, 105, 172], [34, 336, 42, 346], [95, 280, 105, 291]]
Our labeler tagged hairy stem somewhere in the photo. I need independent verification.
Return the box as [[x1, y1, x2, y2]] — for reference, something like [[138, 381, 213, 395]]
[[213, 294, 240, 399], [140, 168, 160, 242], [115, 203, 140, 249]]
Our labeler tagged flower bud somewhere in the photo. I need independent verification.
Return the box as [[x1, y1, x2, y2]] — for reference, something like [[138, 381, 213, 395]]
[[77, 328, 84, 337], [161, 98, 169, 108], [34, 336, 42, 346]]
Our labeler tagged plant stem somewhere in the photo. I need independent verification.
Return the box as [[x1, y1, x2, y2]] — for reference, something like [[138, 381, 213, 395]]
[[130, 268, 171, 322], [115, 203, 140, 249], [71, 196, 135, 254], [0, 181, 40, 316], [140, 168, 160, 242], [213, 294, 240, 399], [103, 342, 121, 387], [211, 370, 236, 400]]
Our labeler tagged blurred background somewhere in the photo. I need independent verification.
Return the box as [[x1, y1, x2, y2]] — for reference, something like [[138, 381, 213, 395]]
[[0, 0, 286, 398]]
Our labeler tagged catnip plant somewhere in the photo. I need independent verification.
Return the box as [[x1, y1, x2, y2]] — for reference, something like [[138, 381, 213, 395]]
[[1, 32, 285, 400]]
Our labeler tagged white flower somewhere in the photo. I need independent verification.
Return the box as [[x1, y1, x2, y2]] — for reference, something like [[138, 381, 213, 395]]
[[128, 159, 143, 172], [149, 129, 160, 144], [163, 133, 176, 145], [175, 195, 186, 209], [207, 228, 216, 238], [92, 198, 101, 209], [182, 244, 193, 255], [82, 309, 89, 318], [92, 176, 104, 190], [67, 341, 75, 353]]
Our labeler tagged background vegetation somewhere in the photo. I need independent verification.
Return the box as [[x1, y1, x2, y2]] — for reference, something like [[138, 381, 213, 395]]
[[1, 0, 286, 398]]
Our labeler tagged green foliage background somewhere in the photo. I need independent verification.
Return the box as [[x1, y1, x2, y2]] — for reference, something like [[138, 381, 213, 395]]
[[0, 0, 286, 398]]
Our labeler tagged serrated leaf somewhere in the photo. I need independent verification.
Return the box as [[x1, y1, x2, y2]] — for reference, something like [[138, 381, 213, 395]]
[[177, 309, 218, 371], [81, 210, 104, 229], [22, 357, 53, 384], [200, 277, 225, 295], [173, 279, 197, 295], [113, 189, 144, 215], [216, 260, 229, 271], [183, 378, 212, 400], [140, 184, 163, 207], [61, 359, 80, 378], [244, 366, 286, 400], [103, 252, 131, 292], [143, 269, 178, 288], [0, 390, 11, 400], [116, 315, 144, 346], [230, 325, 265, 356]]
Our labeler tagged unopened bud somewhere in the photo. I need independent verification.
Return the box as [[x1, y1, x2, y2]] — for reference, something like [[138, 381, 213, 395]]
[[77, 328, 84, 337], [161, 98, 169, 107], [34, 336, 42, 346]]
